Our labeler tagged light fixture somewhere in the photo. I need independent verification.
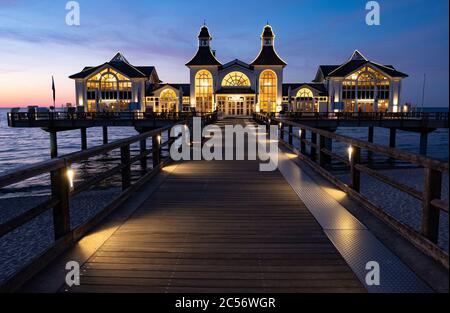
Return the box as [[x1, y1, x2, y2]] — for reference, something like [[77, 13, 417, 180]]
[[66, 167, 75, 189], [347, 146, 354, 162], [299, 129, 302, 137]]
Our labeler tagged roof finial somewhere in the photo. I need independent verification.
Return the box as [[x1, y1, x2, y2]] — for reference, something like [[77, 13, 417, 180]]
[[203, 19, 206, 26], [266, 20, 269, 25]]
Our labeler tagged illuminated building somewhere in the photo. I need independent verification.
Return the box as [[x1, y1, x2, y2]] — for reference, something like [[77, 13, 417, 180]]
[[70, 25, 407, 114]]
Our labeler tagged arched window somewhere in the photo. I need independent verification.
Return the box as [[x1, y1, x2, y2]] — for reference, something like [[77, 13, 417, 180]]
[[342, 66, 390, 112], [159, 89, 178, 113], [296, 88, 313, 99], [195, 70, 213, 112], [100, 73, 118, 101], [221, 72, 251, 87], [357, 72, 376, 100], [259, 70, 277, 113], [296, 88, 314, 112]]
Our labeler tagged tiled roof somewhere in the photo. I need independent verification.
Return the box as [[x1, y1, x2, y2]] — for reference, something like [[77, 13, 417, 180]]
[[327, 60, 408, 78], [186, 47, 222, 66], [250, 46, 287, 66], [219, 59, 253, 70], [282, 83, 327, 96], [69, 62, 155, 79], [146, 83, 190, 96]]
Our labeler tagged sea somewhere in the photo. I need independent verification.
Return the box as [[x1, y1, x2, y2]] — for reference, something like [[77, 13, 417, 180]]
[[0, 107, 448, 198]]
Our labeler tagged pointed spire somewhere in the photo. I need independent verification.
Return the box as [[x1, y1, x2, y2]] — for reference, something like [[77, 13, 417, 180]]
[[349, 50, 367, 61], [186, 24, 221, 66], [251, 24, 286, 66], [110, 52, 129, 63]]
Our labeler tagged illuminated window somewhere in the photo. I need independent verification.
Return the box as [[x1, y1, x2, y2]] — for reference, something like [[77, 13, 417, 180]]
[[87, 67, 132, 111], [159, 89, 178, 113], [342, 66, 390, 112], [221, 72, 251, 87], [195, 70, 213, 112], [296, 88, 315, 112], [356, 72, 376, 100], [259, 70, 277, 113], [100, 73, 118, 100], [296, 88, 313, 99]]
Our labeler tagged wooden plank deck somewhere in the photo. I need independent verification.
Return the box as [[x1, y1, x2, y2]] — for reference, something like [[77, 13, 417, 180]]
[[65, 152, 365, 293]]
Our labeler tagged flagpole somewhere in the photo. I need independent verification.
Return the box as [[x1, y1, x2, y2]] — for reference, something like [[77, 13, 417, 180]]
[[51, 75, 56, 110]]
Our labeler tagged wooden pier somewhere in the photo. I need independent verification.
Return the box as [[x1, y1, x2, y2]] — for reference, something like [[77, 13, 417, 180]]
[[0, 116, 448, 293]]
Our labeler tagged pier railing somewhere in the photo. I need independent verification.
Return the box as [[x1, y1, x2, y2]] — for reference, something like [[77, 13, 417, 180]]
[[0, 119, 193, 291], [7, 111, 210, 126], [269, 111, 449, 121], [254, 113, 449, 268]]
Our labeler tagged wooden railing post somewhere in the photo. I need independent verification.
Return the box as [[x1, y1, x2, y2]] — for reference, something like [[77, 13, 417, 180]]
[[152, 132, 161, 168], [421, 168, 442, 243], [51, 166, 70, 240], [311, 132, 317, 161], [140, 138, 147, 172], [288, 125, 293, 146], [121, 144, 131, 190], [350, 146, 361, 192], [319, 135, 331, 167], [279, 122, 284, 141], [300, 128, 306, 154]]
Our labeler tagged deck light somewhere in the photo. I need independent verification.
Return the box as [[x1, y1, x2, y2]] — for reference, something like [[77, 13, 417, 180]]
[[67, 167, 75, 189], [278, 122, 282, 129], [299, 129, 302, 137], [347, 146, 354, 161]]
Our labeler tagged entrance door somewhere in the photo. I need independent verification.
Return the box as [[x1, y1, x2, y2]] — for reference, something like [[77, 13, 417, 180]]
[[357, 102, 373, 112], [226, 97, 245, 116]]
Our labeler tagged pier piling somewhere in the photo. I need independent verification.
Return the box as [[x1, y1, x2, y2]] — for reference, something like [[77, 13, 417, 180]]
[[50, 131, 58, 158], [80, 128, 87, 150], [102, 126, 108, 144], [389, 128, 397, 148], [368, 126, 374, 143], [420, 132, 429, 156]]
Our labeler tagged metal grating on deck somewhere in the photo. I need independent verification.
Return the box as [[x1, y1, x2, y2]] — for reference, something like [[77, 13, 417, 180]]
[[277, 146, 432, 292]]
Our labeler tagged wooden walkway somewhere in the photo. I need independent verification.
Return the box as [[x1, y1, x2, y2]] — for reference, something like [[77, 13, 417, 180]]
[[64, 128, 365, 292]]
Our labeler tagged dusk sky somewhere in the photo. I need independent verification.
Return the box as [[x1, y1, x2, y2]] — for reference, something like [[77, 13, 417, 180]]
[[0, 0, 448, 107]]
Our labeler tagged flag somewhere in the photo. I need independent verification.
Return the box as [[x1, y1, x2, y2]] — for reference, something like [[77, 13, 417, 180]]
[[51, 76, 56, 106]]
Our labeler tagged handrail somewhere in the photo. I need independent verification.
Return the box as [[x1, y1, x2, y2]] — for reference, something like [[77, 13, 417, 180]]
[[254, 112, 449, 268], [0, 112, 218, 291], [274, 111, 449, 121]]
